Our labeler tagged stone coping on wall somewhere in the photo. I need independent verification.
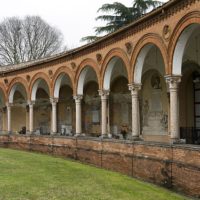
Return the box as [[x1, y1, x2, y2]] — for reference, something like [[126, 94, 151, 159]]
[[1, 133, 200, 150]]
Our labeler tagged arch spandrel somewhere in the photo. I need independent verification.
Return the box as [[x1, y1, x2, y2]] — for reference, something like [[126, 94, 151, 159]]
[[0, 83, 7, 103], [101, 48, 131, 90], [168, 11, 200, 75], [75, 58, 100, 95], [52, 66, 75, 98], [29, 72, 51, 101], [131, 34, 168, 84]]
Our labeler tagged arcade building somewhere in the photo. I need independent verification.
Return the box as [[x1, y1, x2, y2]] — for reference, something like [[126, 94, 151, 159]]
[[0, 0, 199, 145]]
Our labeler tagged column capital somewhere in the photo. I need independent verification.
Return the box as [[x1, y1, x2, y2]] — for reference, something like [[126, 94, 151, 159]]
[[50, 98, 58, 104], [98, 90, 110, 97], [27, 100, 35, 106], [73, 95, 83, 101], [165, 75, 181, 90], [128, 83, 142, 91], [128, 83, 142, 96], [6, 102, 13, 107]]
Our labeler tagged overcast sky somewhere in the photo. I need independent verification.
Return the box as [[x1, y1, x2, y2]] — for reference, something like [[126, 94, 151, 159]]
[[0, 0, 168, 48]]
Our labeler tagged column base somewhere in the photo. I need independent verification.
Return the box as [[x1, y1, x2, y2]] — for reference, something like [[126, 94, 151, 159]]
[[99, 133, 112, 139], [51, 132, 58, 136], [170, 138, 182, 144], [26, 131, 32, 135], [74, 133, 85, 137], [130, 136, 143, 141]]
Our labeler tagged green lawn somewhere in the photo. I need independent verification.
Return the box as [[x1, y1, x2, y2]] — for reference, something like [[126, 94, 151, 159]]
[[0, 148, 190, 200]]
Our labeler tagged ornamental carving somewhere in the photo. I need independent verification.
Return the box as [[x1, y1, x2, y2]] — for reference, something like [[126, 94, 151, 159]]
[[162, 25, 171, 41], [98, 90, 109, 98], [165, 75, 181, 90], [4, 79, 8, 86], [48, 70, 53, 79], [50, 98, 58, 104], [71, 62, 76, 70], [26, 75, 31, 82], [125, 42, 133, 55], [128, 83, 141, 91], [73, 95, 83, 101], [96, 53, 102, 64]]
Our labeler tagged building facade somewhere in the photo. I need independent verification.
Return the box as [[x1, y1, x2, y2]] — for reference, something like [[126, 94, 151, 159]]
[[0, 0, 199, 144]]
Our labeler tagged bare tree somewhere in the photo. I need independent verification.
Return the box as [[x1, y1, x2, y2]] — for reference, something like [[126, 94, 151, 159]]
[[0, 16, 64, 65]]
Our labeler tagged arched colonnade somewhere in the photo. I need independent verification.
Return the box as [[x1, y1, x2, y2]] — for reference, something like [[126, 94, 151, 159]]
[[0, 14, 200, 144]]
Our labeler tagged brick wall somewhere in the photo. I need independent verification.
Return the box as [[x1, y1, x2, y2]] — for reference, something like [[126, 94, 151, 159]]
[[0, 135, 199, 198]]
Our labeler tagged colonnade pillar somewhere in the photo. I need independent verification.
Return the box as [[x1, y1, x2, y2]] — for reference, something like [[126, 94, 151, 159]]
[[165, 75, 181, 143], [128, 83, 141, 139], [26, 105, 29, 132], [28, 101, 34, 134], [74, 95, 83, 136], [50, 98, 58, 135], [6, 103, 12, 134], [99, 90, 110, 138]]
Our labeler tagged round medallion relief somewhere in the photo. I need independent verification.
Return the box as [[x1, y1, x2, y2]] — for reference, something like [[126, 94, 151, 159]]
[[163, 25, 171, 41]]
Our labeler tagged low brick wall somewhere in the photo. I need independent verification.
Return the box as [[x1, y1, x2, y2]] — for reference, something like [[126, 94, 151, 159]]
[[0, 135, 199, 198]]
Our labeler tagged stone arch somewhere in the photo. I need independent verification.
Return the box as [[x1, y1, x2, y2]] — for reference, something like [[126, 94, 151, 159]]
[[76, 58, 100, 95], [168, 11, 200, 75], [101, 48, 131, 90], [30, 72, 51, 101], [52, 66, 75, 98], [131, 33, 168, 84], [8, 77, 29, 103]]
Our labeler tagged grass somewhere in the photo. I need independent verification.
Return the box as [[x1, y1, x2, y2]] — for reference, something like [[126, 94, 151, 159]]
[[0, 148, 190, 200]]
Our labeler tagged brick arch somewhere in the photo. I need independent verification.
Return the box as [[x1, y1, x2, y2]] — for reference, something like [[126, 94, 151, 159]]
[[29, 72, 52, 100], [75, 58, 100, 95], [0, 82, 7, 103], [100, 48, 131, 90], [168, 11, 200, 75], [130, 33, 168, 83], [52, 66, 75, 97], [8, 77, 29, 103]]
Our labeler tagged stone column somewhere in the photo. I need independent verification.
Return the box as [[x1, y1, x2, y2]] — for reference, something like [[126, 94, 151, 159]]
[[6, 103, 12, 134], [26, 105, 29, 133], [50, 98, 58, 135], [2, 107, 6, 133], [99, 90, 110, 138], [28, 101, 34, 134], [74, 95, 83, 136], [165, 75, 181, 143], [107, 99, 111, 136], [128, 83, 141, 139]]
